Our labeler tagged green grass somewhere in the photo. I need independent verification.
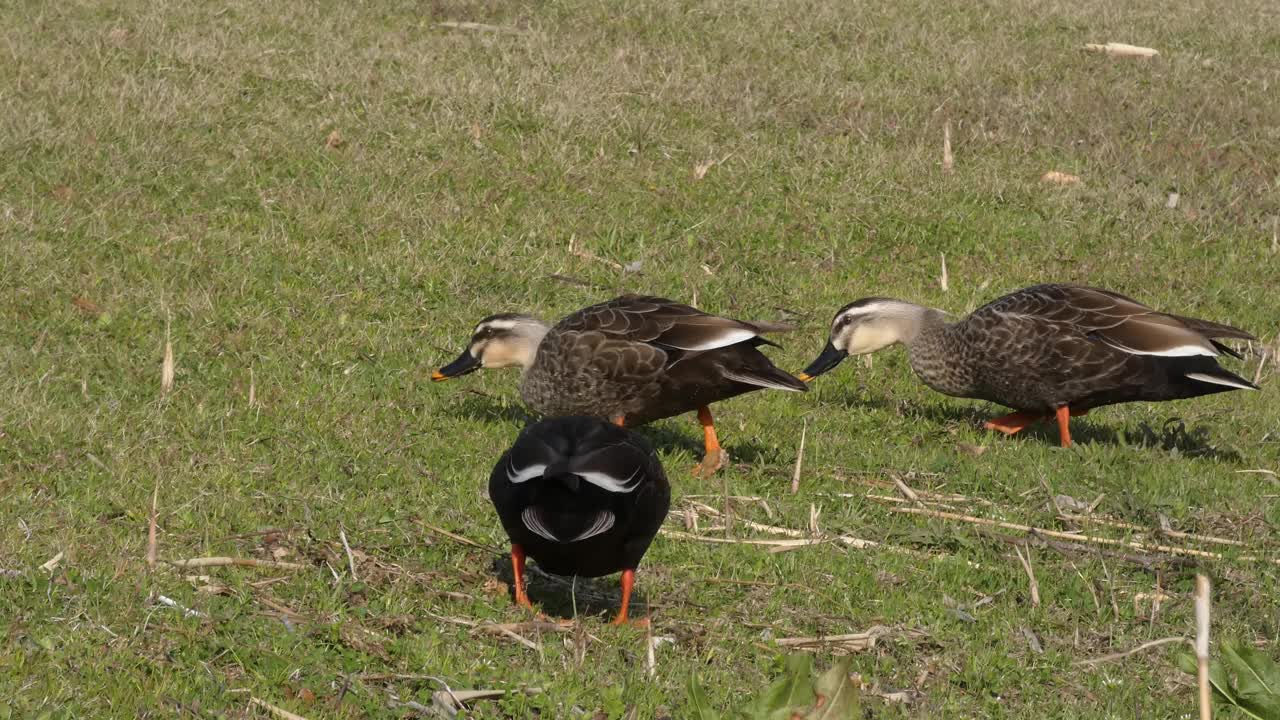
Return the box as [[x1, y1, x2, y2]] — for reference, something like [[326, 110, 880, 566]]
[[3, 0, 1279, 716]]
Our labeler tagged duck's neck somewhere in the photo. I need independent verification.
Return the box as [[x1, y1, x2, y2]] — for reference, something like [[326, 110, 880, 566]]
[[895, 304, 951, 348], [514, 323, 550, 371]]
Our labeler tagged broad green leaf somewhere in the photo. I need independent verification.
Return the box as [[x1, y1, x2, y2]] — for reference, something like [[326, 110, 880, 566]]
[[1177, 653, 1199, 676], [803, 660, 861, 720], [743, 654, 817, 720], [1208, 657, 1241, 707], [688, 674, 722, 720], [1223, 643, 1280, 720]]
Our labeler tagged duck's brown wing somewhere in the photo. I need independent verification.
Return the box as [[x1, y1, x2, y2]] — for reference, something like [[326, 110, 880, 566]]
[[559, 295, 786, 352], [977, 284, 1255, 359]]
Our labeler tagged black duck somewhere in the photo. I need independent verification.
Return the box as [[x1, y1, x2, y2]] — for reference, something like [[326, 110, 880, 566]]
[[434, 295, 807, 475], [800, 284, 1258, 446], [488, 416, 670, 624]]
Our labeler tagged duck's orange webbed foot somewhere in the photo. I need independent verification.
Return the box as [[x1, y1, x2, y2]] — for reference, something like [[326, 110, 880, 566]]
[[691, 406, 727, 477], [983, 410, 1046, 436]]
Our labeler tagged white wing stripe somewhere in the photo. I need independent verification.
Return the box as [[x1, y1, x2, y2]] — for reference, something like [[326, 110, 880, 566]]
[[577, 468, 640, 493], [671, 327, 757, 351], [722, 369, 804, 392], [1185, 373, 1256, 390], [521, 507, 560, 542], [507, 462, 547, 484], [570, 511, 616, 542]]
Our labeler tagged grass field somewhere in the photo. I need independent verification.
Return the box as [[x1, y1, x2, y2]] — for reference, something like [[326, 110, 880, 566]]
[[3, 0, 1279, 716]]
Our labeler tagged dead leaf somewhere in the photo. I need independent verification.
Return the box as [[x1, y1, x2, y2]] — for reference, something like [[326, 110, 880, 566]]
[[693, 159, 715, 180], [51, 185, 75, 202], [1040, 170, 1081, 186], [325, 129, 345, 149], [107, 27, 130, 45], [71, 296, 102, 316], [470, 122, 483, 143], [956, 443, 987, 458]]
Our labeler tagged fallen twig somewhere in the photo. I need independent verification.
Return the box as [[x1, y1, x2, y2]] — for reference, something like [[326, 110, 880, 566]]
[[790, 420, 807, 495], [146, 478, 160, 570], [1084, 42, 1159, 58], [340, 526, 358, 581], [418, 522, 492, 550], [155, 594, 207, 618], [1013, 544, 1040, 608], [431, 687, 544, 710], [435, 20, 525, 34], [1074, 636, 1187, 667], [889, 506, 1280, 565], [167, 557, 308, 571], [250, 697, 310, 720], [40, 552, 64, 573], [1195, 575, 1211, 720]]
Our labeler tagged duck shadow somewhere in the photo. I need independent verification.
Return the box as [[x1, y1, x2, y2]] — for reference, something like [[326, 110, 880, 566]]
[[632, 423, 777, 466], [489, 555, 646, 621], [444, 394, 777, 465], [827, 393, 1239, 459], [447, 391, 539, 426]]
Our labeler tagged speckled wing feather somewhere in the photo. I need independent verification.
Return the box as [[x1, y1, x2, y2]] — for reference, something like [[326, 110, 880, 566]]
[[979, 284, 1253, 358], [559, 295, 776, 352]]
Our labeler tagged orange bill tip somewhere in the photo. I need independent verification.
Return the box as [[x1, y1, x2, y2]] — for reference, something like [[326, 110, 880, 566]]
[[431, 370, 448, 381], [797, 373, 814, 383]]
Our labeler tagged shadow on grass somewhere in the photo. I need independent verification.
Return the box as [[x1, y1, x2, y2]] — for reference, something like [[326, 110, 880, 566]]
[[827, 393, 1241, 460], [447, 393, 778, 465], [489, 556, 647, 622]]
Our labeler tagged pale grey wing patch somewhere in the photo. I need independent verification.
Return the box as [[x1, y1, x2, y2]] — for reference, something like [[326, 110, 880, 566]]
[[521, 507, 560, 542], [721, 369, 807, 392], [569, 511, 616, 542]]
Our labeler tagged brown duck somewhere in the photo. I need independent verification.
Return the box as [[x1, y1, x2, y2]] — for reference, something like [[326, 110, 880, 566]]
[[800, 284, 1258, 447], [434, 295, 807, 475]]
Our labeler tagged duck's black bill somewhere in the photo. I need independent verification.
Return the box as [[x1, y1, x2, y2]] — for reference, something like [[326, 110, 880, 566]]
[[433, 350, 481, 381], [798, 341, 848, 381]]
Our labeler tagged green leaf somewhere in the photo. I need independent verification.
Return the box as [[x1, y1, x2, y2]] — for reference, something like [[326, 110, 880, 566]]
[[803, 660, 861, 720], [743, 654, 817, 720], [1177, 653, 1199, 676], [688, 673, 722, 720], [1223, 643, 1280, 720], [1208, 658, 1241, 706]]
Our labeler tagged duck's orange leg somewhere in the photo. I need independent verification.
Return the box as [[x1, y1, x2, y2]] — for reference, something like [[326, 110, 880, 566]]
[[1055, 406, 1073, 448], [611, 415, 626, 427], [983, 410, 1046, 436], [693, 405, 726, 477], [510, 544, 533, 609], [610, 568, 640, 626]]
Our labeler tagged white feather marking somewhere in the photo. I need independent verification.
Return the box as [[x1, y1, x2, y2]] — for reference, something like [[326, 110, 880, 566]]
[[478, 319, 518, 333], [569, 511, 616, 542], [671, 326, 757, 351], [1097, 337, 1216, 357], [721, 369, 805, 392], [521, 507, 560, 542], [576, 468, 641, 494], [1184, 372, 1256, 390], [506, 462, 547, 484]]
